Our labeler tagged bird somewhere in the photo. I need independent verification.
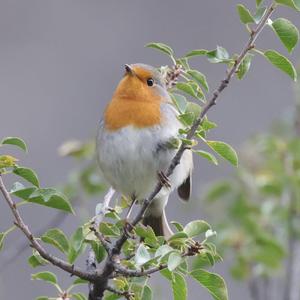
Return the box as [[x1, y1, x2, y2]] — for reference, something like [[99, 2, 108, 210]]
[[96, 63, 193, 237]]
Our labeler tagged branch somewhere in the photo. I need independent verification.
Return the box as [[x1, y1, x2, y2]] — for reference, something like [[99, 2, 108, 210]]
[[0, 175, 96, 282], [106, 286, 134, 299], [1, 197, 81, 271], [89, 224, 111, 254], [115, 2, 276, 252], [113, 262, 167, 277], [90, 3, 276, 298]]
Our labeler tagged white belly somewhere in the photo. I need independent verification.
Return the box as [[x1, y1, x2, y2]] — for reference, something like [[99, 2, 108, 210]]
[[96, 103, 192, 201]]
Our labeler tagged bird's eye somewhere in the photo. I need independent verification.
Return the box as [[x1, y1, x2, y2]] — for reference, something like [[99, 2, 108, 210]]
[[147, 78, 154, 86]]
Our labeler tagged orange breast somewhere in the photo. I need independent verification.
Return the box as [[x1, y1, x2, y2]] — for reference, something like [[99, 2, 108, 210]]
[[104, 74, 163, 131], [104, 98, 161, 131]]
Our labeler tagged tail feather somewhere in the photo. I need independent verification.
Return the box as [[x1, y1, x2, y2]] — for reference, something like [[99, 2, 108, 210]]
[[177, 174, 191, 201], [143, 210, 173, 238]]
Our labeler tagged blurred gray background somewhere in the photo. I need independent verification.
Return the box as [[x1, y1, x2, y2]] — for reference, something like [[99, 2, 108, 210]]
[[0, 0, 299, 299]]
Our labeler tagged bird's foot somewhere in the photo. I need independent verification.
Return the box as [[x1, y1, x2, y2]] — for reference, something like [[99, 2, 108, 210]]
[[158, 171, 171, 189], [124, 219, 135, 238]]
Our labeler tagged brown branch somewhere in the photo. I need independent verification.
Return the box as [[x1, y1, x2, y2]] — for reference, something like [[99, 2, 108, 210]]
[[0, 175, 97, 282], [90, 3, 276, 298], [90, 223, 111, 254], [113, 262, 167, 277], [106, 286, 134, 299]]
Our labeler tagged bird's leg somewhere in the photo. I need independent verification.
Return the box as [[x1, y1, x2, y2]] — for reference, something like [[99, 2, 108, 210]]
[[123, 195, 137, 238], [125, 196, 137, 220], [94, 187, 116, 225], [157, 171, 171, 189]]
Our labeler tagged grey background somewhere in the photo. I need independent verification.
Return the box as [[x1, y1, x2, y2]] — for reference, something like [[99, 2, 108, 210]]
[[0, 0, 299, 299]]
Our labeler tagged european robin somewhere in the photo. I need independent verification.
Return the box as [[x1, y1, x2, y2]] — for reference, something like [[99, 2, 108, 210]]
[[96, 63, 193, 237]]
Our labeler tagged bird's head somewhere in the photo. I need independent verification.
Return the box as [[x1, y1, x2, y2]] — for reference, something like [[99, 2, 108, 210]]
[[113, 63, 169, 102]]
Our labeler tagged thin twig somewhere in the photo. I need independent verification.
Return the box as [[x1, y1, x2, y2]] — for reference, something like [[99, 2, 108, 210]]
[[0, 175, 96, 282], [1, 198, 80, 271], [106, 286, 134, 299], [113, 262, 167, 277], [90, 224, 111, 254]]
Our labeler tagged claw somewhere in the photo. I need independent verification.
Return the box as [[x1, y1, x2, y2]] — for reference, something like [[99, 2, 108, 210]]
[[124, 220, 135, 238], [158, 171, 171, 189]]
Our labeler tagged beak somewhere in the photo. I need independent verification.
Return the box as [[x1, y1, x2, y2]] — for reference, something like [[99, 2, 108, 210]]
[[124, 64, 135, 76]]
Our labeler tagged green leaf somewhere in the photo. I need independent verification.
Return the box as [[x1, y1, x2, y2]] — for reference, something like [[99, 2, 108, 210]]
[[193, 252, 222, 269], [172, 273, 187, 300], [72, 293, 87, 300], [141, 285, 152, 300], [263, 50, 297, 81], [30, 188, 74, 213], [275, 0, 300, 11], [28, 251, 48, 268], [253, 6, 267, 24], [13, 167, 39, 187], [185, 102, 202, 120], [73, 278, 89, 286], [184, 220, 211, 238], [206, 141, 238, 166], [176, 82, 197, 98], [178, 112, 194, 126], [35, 297, 50, 300], [201, 118, 217, 131], [70, 227, 84, 252], [168, 232, 189, 247], [88, 240, 106, 263], [68, 227, 86, 264], [103, 293, 121, 300], [206, 46, 231, 63], [31, 271, 57, 285], [170, 93, 188, 113], [176, 57, 190, 70], [1, 137, 27, 152], [190, 269, 228, 300], [236, 4, 255, 24], [41, 228, 69, 254], [193, 150, 218, 165], [135, 243, 151, 266], [155, 244, 174, 259], [187, 70, 209, 92], [10, 182, 35, 198], [161, 268, 174, 281], [205, 252, 215, 266], [168, 232, 189, 241], [170, 221, 184, 232], [271, 18, 299, 53], [0, 155, 18, 169], [145, 42, 174, 56], [10, 183, 74, 213], [168, 252, 183, 271], [99, 222, 120, 237], [135, 225, 158, 245], [237, 53, 253, 79], [184, 49, 208, 58]]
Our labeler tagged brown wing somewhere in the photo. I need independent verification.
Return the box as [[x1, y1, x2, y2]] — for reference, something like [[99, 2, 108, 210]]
[[177, 174, 191, 201]]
